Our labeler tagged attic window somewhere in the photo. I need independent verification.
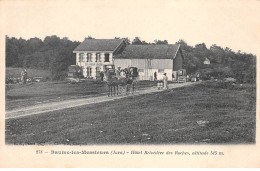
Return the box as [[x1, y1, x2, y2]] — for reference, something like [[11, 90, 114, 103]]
[[104, 53, 110, 62]]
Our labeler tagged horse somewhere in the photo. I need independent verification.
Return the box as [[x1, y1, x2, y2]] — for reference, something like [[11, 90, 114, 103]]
[[104, 67, 138, 96], [105, 72, 119, 96]]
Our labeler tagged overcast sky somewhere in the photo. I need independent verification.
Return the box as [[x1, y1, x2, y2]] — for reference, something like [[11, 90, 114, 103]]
[[1, 0, 260, 55]]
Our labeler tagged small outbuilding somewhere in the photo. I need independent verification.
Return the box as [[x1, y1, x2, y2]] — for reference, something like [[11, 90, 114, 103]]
[[203, 57, 211, 65]]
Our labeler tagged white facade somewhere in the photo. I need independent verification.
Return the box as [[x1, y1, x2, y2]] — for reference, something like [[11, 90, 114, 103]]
[[75, 51, 113, 78]]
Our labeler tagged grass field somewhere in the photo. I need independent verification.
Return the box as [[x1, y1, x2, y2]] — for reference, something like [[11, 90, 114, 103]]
[[5, 81, 256, 144], [6, 80, 157, 110], [6, 67, 51, 79]]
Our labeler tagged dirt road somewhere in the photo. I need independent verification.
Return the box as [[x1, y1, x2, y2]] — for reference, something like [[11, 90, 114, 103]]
[[6, 82, 199, 119]]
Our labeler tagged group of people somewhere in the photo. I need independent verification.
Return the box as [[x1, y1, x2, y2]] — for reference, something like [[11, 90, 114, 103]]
[[100, 68, 169, 89], [98, 67, 122, 82], [99, 67, 124, 82], [154, 72, 168, 90]]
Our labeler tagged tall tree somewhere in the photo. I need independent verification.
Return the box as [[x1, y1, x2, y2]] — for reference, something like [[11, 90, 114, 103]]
[[210, 44, 226, 64], [132, 37, 143, 45], [6, 36, 18, 67]]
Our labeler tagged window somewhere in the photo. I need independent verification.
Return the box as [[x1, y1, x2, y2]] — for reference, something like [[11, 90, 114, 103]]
[[87, 67, 92, 76], [96, 53, 101, 62], [87, 53, 92, 62], [96, 67, 101, 76], [79, 53, 84, 62], [104, 53, 110, 62], [158, 69, 164, 73]]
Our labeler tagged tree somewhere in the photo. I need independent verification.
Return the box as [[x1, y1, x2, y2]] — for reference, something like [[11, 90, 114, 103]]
[[193, 43, 211, 63], [123, 37, 131, 45], [44, 35, 61, 50], [184, 53, 201, 74], [141, 41, 149, 45], [132, 37, 150, 45], [85, 35, 94, 40], [224, 47, 236, 65], [210, 44, 226, 64], [176, 39, 193, 52], [132, 37, 143, 45], [27, 37, 43, 53], [6, 36, 19, 67], [154, 39, 168, 44], [6, 35, 80, 80], [176, 39, 199, 74]]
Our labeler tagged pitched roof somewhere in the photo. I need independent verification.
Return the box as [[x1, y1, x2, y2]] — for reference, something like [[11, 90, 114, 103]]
[[114, 44, 181, 59], [73, 39, 124, 52]]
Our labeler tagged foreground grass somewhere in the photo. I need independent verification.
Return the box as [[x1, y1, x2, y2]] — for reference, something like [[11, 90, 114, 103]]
[[5, 81, 255, 144]]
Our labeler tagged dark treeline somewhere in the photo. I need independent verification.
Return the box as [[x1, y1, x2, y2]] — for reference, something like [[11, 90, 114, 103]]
[[6, 35, 80, 80], [175, 39, 256, 83], [6, 36, 256, 83]]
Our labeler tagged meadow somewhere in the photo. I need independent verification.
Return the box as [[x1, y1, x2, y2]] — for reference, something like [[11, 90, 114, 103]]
[[5, 81, 256, 144]]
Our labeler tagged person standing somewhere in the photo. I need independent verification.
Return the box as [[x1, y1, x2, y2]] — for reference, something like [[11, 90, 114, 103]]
[[154, 72, 157, 81], [100, 72, 104, 81], [23, 69, 28, 84], [115, 67, 121, 77], [186, 75, 190, 82], [196, 73, 200, 81], [163, 73, 168, 89], [21, 69, 27, 85], [20, 70, 24, 84]]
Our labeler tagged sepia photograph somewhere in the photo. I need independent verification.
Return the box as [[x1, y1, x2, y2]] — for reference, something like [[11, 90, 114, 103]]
[[0, 0, 259, 168]]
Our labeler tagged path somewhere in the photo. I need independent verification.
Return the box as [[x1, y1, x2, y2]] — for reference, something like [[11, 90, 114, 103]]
[[6, 82, 199, 119]]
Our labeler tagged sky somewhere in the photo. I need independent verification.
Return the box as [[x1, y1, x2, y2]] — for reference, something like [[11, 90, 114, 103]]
[[1, 0, 260, 56]]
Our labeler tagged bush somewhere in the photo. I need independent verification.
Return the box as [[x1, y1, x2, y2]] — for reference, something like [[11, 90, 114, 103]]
[[51, 70, 68, 81]]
